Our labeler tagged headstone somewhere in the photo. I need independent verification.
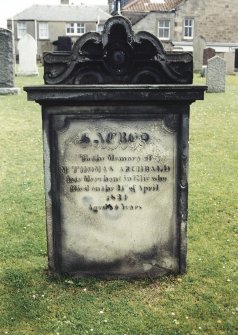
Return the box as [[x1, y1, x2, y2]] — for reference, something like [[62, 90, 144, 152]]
[[235, 49, 238, 69], [25, 16, 206, 278], [201, 65, 207, 78], [207, 56, 226, 93], [17, 34, 38, 76], [224, 52, 235, 75], [193, 35, 206, 72], [0, 28, 19, 95], [203, 47, 215, 65], [53, 36, 72, 51]]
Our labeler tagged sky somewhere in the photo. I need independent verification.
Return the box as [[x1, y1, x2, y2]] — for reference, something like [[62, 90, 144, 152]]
[[0, 0, 108, 28]]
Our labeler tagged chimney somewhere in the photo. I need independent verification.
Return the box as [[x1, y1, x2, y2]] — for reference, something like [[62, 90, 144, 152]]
[[61, 0, 69, 4]]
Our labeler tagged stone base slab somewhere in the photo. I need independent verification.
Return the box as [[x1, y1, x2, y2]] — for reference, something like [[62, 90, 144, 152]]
[[0, 87, 20, 95], [16, 72, 38, 77]]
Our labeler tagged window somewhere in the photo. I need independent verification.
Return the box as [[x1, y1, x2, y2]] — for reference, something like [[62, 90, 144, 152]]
[[39, 22, 49, 39], [17, 22, 27, 39], [158, 20, 170, 40], [66, 23, 75, 35], [184, 18, 194, 39], [76, 23, 85, 35], [66, 22, 85, 35]]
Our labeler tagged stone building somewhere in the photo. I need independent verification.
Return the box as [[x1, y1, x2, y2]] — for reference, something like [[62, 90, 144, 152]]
[[120, 0, 238, 53], [7, 1, 111, 59], [7, 0, 238, 61]]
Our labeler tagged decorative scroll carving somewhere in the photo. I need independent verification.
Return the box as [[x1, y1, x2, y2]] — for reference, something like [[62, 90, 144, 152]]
[[44, 16, 193, 85]]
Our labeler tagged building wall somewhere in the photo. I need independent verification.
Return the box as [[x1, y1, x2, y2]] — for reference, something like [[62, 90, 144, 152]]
[[13, 21, 35, 41], [175, 0, 238, 43], [9, 0, 238, 58], [131, 12, 175, 50], [124, 0, 238, 45], [132, 12, 174, 37], [10, 20, 98, 58]]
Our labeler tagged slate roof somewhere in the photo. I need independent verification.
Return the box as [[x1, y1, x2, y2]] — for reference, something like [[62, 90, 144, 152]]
[[13, 5, 111, 22], [123, 0, 184, 12]]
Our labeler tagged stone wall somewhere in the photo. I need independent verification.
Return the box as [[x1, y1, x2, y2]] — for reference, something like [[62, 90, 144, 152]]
[[175, 0, 238, 43], [126, 0, 238, 44], [132, 12, 174, 37], [131, 12, 176, 51]]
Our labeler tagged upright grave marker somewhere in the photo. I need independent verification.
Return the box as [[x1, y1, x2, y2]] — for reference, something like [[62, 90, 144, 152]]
[[207, 56, 226, 93], [0, 28, 19, 95], [201, 48, 216, 78], [235, 49, 238, 70], [53, 36, 72, 51], [17, 34, 38, 76], [25, 16, 206, 278], [193, 35, 206, 73], [203, 47, 216, 66], [224, 52, 235, 75]]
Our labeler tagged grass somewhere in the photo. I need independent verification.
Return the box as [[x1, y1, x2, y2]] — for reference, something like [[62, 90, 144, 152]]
[[0, 67, 237, 335]]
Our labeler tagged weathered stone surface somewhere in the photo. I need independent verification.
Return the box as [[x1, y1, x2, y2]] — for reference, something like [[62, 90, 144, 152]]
[[17, 34, 38, 76], [203, 47, 215, 66], [58, 117, 178, 274], [207, 56, 226, 93], [44, 16, 193, 85], [0, 28, 19, 95], [0, 87, 20, 95], [24, 16, 207, 278], [0, 28, 15, 87], [193, 35, 206, 72], [25, 85, 206, 277]]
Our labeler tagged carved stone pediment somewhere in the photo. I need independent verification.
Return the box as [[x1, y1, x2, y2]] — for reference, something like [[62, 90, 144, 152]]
[[44, 16, 193, 85]]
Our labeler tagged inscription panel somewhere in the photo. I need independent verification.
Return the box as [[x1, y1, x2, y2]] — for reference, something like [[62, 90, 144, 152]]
[[54, 116, 179, 275]]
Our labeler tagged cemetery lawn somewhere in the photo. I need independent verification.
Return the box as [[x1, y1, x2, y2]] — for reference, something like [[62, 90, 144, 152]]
[[0, 68, 237, 335]]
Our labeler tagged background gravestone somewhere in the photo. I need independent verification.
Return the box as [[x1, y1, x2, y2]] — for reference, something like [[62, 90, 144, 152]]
[[0, 28, 19, 95], [235, 49, 238, 70], [203, 47, 216, 65], [17, 34, 38, 76], [224, 52, 235, 75], [207, 56, 226, 93], [53, 36, 72, 51], [201, 48, 216, 78], [193, 35, 206, 73]]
